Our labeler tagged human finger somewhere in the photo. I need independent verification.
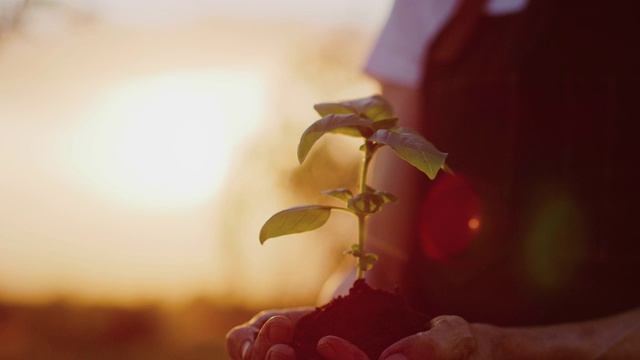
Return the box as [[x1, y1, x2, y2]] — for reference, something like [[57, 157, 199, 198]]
[[250, 316, 294, 360], [265, 343, 296, 360], [317, 335, 370, 360], [226, 308, 313, 360], [226, 323, 260, 360]]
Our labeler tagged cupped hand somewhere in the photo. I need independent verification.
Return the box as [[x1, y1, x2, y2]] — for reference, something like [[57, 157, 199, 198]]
[[379, 315, 487, 360], [228, 312, 490, 360], [316, 336, 370, 360], [225, 307, 313, 360], [316, 315, 489, 360]]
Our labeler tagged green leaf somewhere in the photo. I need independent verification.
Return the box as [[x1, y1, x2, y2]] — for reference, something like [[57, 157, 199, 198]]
[[372, 117, 399, 130], [297, 114, 373, 164], [321, 188, 353, 203], [314, 95, 394, 122], [362, 253, 379, 271], [363, 186, 398, 204], [314, 103, 356, 117], [259, 205, 335, 244], [376, 191, 398, 204], [345, 243, 361, 256], [368, 128, 448, 180], [345, 95, 395, 121], [330, 127, 366, 137], [441, 162, 455, 174], [347, 192, 385, 214]]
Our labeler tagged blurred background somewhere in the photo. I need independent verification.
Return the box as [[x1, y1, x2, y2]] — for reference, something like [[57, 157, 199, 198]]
[[0, 0, 389, 358]]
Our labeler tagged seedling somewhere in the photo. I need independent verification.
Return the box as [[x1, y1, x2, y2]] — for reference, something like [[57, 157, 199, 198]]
[[260, 95, 447, 280]]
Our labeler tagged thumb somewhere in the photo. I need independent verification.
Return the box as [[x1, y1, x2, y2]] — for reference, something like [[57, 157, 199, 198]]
[[317, 335, 370, 360]]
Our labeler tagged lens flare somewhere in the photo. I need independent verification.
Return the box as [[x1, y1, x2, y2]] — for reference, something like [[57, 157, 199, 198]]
[[419, 174, 482, 262], [468, 217, 480, 230], [522, 193, 591, 290]]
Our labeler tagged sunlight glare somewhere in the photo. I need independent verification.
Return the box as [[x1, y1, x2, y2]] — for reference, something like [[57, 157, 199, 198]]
[[70, 69, 267, 210]]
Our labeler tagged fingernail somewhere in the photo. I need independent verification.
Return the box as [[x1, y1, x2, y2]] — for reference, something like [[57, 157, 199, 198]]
[[268, 322, 290, 343], [241, 340, 252, 359], [266, 349, 289, 360], [382, 354, 407, 360], [316, 338, 339, 358]]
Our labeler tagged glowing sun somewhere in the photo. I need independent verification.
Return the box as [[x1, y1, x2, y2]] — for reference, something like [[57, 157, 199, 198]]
[[70, 69, 267, 210]]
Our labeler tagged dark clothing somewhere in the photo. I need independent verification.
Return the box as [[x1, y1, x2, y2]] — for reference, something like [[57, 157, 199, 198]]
[[406, 0, 640, 326]]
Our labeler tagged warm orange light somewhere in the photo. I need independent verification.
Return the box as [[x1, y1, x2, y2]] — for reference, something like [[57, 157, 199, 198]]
[[468, 217, 480, 230], [69, 69, 266, 211], [0, 13, 384, 307]]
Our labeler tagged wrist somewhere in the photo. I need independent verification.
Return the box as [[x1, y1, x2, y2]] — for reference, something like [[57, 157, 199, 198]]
[[471, 322, 591, 360], [469, 322, 501, 360]]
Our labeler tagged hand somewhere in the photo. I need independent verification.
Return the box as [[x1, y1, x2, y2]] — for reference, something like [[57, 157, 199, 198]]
[[314, 315, 486, 360], [225, 307, 313, 360], [380, 315, 485, 360], [232, 308, 640, 360]]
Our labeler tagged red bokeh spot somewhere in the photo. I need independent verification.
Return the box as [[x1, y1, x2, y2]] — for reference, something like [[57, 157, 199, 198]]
[[419, 174, 482, 262]]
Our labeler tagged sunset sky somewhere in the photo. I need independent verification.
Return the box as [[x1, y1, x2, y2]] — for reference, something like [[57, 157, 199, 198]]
[[0, 0, 389, 306]]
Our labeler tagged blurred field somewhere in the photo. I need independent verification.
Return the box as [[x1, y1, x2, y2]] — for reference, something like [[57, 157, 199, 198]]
[[1, 0, 383, 305], [0, 1, 387, 358], [0, 298, 260, 359]]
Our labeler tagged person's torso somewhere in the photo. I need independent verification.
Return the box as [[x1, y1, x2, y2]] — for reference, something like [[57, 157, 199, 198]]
[[406, 0, 640, 326]]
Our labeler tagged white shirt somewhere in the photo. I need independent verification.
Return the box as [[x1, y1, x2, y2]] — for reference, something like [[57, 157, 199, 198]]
[[364, 0, 529, 88]]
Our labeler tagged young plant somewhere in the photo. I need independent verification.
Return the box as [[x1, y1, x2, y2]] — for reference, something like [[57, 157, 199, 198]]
[[259, 95, 447, 280]]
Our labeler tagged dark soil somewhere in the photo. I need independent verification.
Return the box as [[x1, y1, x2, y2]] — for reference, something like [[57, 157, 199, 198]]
[[292, 279, 430, 359]]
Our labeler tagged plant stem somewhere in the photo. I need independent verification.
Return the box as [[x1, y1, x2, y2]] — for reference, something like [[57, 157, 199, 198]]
[[355, 141, 374, 279], [356, 213, 366, 279], [359, 145, 371, 195]]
